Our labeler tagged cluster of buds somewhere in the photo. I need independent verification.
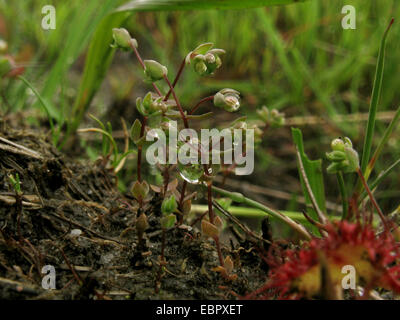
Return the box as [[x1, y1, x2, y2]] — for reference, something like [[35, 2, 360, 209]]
[[213, 88, 240, 112], [160, 195, 177, 230], [186, 43, 225, 76], [230, 119, 263, 145], [136, 92, 167, 116], [257, 106, 285, 128], [326, 137, 359, 174]]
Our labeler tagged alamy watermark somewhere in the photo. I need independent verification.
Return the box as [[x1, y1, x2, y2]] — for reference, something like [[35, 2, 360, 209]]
[[342, 5, 356, 30], [41, 265, 56, 290], [341, 265, 356, 290], [41, 5, 56, 30], [145, 121, 255, 176]]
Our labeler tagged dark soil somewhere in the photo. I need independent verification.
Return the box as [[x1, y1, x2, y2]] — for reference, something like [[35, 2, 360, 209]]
[[0, 122, 267, 300]]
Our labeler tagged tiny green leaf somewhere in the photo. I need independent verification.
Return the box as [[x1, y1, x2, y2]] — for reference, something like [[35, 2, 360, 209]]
[[161, 195, 177, 215], [160, 214, 176, 230], [130, 119, 142, 144]]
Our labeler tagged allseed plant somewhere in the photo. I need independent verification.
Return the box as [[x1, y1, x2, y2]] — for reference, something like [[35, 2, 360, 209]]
[[104, 27, 290, 283]]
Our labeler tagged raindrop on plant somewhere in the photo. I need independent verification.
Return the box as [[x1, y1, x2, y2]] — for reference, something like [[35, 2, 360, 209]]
[[178, 162, 203, 184]]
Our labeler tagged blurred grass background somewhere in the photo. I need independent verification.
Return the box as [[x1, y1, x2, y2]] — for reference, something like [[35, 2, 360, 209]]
[[1, 0, 399, 215]]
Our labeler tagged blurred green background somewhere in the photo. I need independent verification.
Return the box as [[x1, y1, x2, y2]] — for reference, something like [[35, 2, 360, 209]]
[[1, 0, 399, 215]]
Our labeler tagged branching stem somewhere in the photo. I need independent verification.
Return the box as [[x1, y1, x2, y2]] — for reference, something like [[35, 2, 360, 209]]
[[163, 74, 189, 128], [164, 58, 186, 101], [189, 96, 214, 115], [356, 168, 388, 231]]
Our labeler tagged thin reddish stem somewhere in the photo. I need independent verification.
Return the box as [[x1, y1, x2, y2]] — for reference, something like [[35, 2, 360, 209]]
[[164, 58, 186, 101], [189, 96, 214, 115], [163, 74, 189, 129], [162, 165, 170, 197], [178, 180, 188, 224], [356, 168, 388, 231], [129, 42, 162, 97], [214, 236, 225, 267]]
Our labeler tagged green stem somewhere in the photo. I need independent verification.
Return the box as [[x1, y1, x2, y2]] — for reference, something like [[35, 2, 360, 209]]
[[336, 172, 348, 220], [211, 185, 312, 240]]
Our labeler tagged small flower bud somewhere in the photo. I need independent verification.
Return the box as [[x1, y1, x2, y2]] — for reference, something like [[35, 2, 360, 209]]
[[111, 28, 137, 50], [213, 88, 240, 112], [326, 137, 359, 174], [161, 195, 177, 215], [193, 58, 208, 76], [185, 42, 214, 64], [331, 138, 345, 152], [204, 52, 215, 64], [143, 60, 167, 82], [326, 150, 346, 162], [160, 119, 174, 131]]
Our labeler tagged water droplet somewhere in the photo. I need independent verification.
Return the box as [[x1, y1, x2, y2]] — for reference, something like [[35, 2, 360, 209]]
[[178, 162, 203, 184]]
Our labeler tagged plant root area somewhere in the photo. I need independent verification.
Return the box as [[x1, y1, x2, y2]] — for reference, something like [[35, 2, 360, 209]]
[[0, 125, 267, 300]]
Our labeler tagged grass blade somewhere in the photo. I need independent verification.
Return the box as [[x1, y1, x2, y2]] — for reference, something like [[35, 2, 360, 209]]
[[364, 105, 400, 182], [361, 158, 400, 202], [38, 0, 118, 119], [360, 18, 394, 175]]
